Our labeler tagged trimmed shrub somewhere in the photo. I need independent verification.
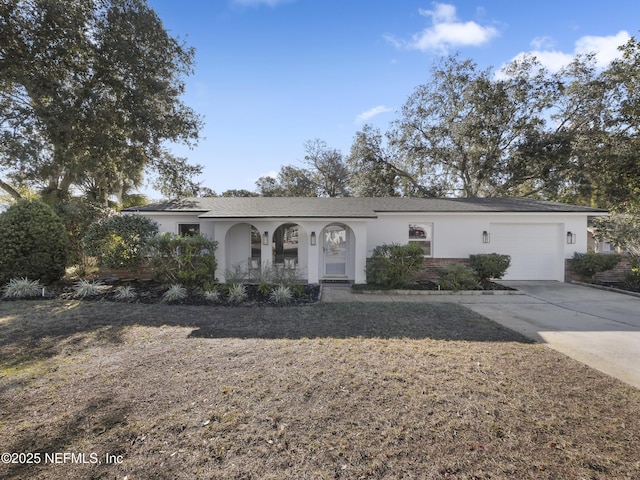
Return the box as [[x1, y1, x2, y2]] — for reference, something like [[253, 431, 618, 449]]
[[436, 263, 481, 291], [365, 243, 425, 288], [0, 199, 70, 284], [84, 214, 158, 268], [570, 251, 621, 280], [469, 253, 511, 282], [146, 233, 218, 287]]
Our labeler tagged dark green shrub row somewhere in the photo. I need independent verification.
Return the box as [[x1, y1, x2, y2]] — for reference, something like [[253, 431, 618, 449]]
[[365, 243, 425, 288], [365, 248, 512, 291], [84, 214, 159, 269], [146, 233, 218, 287], [469, 253, 511, 282], [569, 251, 621, 280]]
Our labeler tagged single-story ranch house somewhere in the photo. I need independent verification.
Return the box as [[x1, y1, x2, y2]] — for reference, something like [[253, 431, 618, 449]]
[[124, 197, 606, 284]]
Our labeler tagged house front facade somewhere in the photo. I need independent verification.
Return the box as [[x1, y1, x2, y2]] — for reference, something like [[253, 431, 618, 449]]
[[124, 197, 606, 284]]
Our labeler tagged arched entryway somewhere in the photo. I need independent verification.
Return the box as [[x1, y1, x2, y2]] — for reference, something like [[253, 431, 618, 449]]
[[225, 223, 262, 277]]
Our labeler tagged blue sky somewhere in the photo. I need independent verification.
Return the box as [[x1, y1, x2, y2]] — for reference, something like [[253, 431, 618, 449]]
[[144, 0, 639, 197]]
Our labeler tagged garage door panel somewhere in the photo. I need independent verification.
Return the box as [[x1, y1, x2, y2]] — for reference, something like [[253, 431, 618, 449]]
[[490, 224, 561, 280]]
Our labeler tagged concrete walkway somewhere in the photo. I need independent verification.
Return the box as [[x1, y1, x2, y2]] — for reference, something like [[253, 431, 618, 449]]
[[322, 282, 640, 389]]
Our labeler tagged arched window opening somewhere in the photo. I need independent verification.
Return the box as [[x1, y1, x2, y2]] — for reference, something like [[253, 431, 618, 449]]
[[273, 223, 299, 269]]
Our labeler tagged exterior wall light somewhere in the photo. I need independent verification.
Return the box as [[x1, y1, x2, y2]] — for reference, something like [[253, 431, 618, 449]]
[[263, 231, 269, 245], [566, 231, 576, 244], [310, 231, 316, 246], [482, 230, 490, 243]]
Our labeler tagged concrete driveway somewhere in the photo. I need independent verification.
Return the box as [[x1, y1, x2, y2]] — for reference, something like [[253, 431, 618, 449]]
[[464, 281, 640, 389], [322, 281, 640, 389]]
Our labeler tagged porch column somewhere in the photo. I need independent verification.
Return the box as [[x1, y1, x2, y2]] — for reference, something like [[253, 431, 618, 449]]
[[351, 222, 368, 284]]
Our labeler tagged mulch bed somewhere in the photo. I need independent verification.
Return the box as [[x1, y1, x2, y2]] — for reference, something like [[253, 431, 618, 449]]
[[3, 279, 321, 306]]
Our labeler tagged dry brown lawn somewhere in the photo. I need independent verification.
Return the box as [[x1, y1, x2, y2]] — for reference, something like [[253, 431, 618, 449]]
[[1, 299, 639, 480]]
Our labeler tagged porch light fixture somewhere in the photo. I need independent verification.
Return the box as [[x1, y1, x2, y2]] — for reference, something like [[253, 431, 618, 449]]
[[482, 230, 490, 244], [566, 231, 576, 244], [310, 231, 317, 246], [263, 231, 269, 245]]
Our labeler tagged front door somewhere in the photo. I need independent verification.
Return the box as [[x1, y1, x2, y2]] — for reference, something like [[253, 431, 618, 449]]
[[323, 225, 347, 277]]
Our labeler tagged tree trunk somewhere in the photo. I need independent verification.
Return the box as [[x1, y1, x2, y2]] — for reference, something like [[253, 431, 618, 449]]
[[0, 178, 22, 201]]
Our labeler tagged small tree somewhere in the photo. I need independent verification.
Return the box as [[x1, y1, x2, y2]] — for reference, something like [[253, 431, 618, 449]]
[[592, 201, 640, 265], [146, 233, 218, 287], [365, 243, 425, 288], [84, 214, 158, 269], [0, 199, 70, 284]]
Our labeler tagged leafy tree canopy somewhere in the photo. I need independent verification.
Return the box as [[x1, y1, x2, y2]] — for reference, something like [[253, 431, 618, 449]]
[[0, 0, 204, 204]]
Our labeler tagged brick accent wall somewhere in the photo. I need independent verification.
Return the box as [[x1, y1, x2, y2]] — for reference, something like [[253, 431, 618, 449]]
[[565, 256, 632, 283], [417, 258, 470, 281]]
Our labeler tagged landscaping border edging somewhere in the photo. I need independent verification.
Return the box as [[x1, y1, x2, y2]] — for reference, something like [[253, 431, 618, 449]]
[[352, 288, 525, 296], [570, 280, 640, 299]]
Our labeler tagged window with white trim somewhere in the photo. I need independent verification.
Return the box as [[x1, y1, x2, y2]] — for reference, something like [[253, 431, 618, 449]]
[[409, 223, 432, 256]]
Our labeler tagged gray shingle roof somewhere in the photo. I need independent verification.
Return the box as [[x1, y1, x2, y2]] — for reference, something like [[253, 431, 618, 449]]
[[124, 197, 606, 218]]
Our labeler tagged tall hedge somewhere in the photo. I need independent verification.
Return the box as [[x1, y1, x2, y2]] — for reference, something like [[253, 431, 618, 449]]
[[84, 214, 159, 268], [0, 199, 70, 284]]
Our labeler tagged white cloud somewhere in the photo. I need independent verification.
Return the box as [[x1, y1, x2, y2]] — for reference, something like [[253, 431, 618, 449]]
[[530, 36, 556, 51], [355, 105, 392, 124], [575, 31, 631, 68], [387, 3, 499, 54], [502, 30, 630, 74]]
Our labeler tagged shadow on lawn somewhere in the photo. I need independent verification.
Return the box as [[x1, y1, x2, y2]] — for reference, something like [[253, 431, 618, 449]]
[[0, 393, 130, 480], [0, 300, 533, 367]]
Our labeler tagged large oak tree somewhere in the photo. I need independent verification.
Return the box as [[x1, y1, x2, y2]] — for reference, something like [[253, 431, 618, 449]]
[[0, 0, 203, 203]]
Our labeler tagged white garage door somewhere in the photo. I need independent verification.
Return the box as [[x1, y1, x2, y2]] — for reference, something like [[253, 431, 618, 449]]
[[490, 223, 562, 280]]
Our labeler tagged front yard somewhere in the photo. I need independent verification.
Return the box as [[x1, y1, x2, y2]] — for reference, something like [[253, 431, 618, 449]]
[[1, 300, 639, 479]]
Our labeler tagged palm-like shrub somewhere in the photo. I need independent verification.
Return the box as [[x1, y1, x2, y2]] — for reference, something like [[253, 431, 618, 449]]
[[73, 279, 104, 298], [3, 278, 43, 299], [227, 283, 247, 304], [162, 284, 188, 303], [0, 199, 70, 284], [270, 285, 293, 304], [114, 285, 137, 301]]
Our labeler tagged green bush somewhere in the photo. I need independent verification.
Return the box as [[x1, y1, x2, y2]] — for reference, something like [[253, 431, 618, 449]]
[[55, 199, 114, 270], [0, 199, 70, 284], [624, 261, 640, 289], [436, 263, 481, 291], [469, 253, 511, 282], [146, 233, 218, 287], [84, 214, 158, 268], [570, 251, 621, 280], [365, 243, 425, 288]]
